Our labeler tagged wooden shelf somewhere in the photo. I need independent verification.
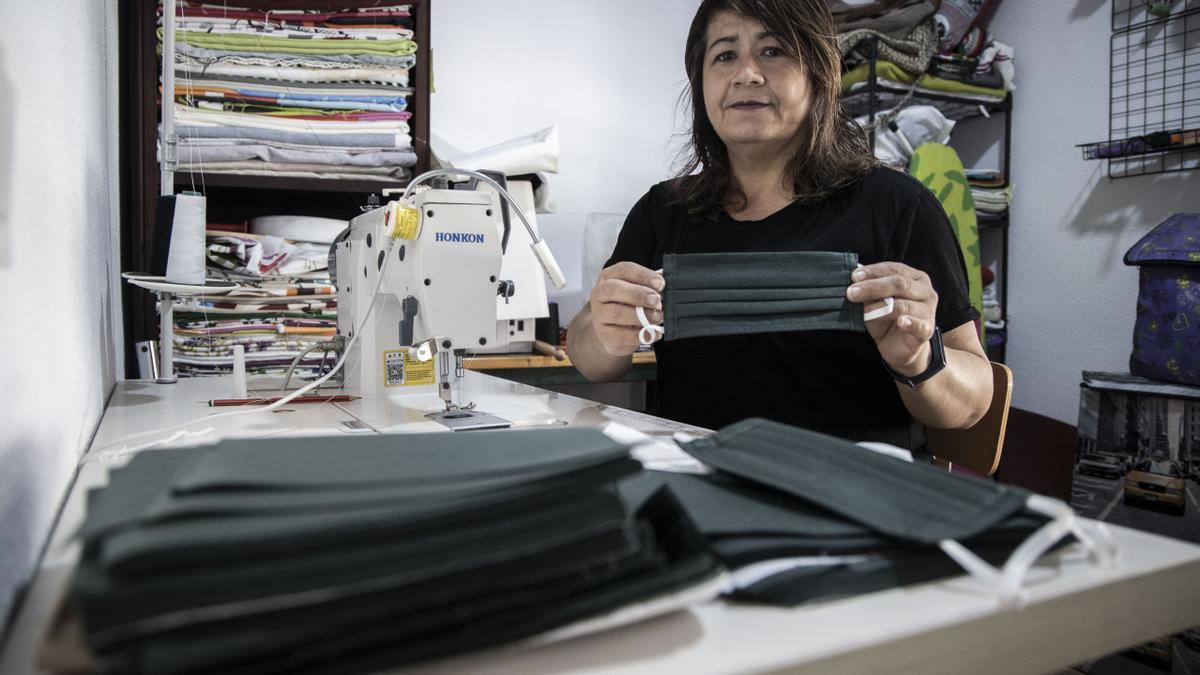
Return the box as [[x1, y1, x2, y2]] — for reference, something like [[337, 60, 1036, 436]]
[[465, 350, 656, 371], [464, 351, 657, 387]]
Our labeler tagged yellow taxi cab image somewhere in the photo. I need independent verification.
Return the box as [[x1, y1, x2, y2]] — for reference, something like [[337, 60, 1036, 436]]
[[1124, 459, 1187, 515]]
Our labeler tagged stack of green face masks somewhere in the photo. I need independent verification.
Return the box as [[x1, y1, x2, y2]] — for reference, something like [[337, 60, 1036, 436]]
[[71, 428, 720, 675], [619, 418, 1070, 607]]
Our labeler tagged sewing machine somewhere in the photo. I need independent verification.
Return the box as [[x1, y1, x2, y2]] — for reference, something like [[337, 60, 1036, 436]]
[[334, 171, 564, 431]]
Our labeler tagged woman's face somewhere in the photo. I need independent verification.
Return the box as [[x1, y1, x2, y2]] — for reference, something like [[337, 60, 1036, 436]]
[[701, 11, 811, 156]]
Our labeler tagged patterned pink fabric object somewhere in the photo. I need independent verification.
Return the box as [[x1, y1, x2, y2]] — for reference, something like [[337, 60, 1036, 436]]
[[933, 0, 999, 51]]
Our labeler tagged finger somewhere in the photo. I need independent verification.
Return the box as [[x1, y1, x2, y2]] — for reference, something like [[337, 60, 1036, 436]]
[[602, 261, 666, 292], [596, 326, 646, 354], [851, 261, 925, 282], [593, 302, 664, 329], [594, 278, 662, 310], [592, 302, 643, 328], [847, 274, 934, 304], [887, 298, 935, 323], [894, 314, 935, 341]]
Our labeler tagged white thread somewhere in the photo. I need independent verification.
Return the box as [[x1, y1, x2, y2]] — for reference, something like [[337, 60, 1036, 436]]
[[164, 193, 207, 285], [231, 345, 247, 398]]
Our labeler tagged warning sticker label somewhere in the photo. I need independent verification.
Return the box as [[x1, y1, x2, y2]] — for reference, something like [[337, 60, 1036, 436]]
[[383, 349, 435, 387]]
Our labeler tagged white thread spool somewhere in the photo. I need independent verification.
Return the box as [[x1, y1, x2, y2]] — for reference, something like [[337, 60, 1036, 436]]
[[165, 193, 206, 285], [231, 344, 247, 399]]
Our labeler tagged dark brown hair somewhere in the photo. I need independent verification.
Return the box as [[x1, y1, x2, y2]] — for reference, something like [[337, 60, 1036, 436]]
[[673, 0, 876, 217]]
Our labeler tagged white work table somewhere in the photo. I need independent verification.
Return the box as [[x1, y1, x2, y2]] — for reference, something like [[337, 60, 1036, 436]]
[[3, 373, 1200, 675]]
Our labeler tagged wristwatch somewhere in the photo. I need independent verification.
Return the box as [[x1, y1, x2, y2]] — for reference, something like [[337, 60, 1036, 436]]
[[882, 326, 947, 388]]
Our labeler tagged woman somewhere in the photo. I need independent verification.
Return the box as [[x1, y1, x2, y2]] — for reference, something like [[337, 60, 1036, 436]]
[[568, 0, 992, 450]]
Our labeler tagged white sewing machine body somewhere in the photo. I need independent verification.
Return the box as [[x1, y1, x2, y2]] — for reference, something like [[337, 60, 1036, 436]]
[[336, 188, 508, 402]]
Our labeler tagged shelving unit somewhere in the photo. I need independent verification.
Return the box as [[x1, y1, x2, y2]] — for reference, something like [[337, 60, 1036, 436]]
[[1077, 0, 1200, 178], [843, 43, 1012, 363], [117, 0, 431, 377]]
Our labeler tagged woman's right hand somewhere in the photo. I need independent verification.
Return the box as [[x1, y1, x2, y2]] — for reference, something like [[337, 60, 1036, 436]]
[[587, 262, 666, 356]]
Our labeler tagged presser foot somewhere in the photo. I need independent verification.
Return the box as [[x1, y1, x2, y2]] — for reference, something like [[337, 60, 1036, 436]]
[[425, 405, 510, 431]]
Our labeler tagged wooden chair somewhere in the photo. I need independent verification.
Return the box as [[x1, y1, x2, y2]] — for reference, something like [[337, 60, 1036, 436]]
[[927, 361, 1013, 476]]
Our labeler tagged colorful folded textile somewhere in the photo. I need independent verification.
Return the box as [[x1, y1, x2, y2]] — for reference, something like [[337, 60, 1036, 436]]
[[178, 160, 411, 182], [175, 42, 417, 68], [174, 105, 410, 133], [175, 60, 411, 87], [175, 76, 412, 98], [169, 20, 414, 41], [179, 141, 417, 168], [206, 234, 331, 277], [170, 3, 412, 23], [175, 124, 409, 149], [168, 28, 416, 58], [842, 60, 1006, 101]]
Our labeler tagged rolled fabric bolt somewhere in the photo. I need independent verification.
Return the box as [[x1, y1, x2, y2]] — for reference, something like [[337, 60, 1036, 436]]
[[231, 344, 247, 398]]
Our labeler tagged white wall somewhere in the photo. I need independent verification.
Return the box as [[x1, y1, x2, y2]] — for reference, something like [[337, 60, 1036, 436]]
[[985, 0, 1197, 424], [431, 0, 698, 320], [0, 0, 121, 634]]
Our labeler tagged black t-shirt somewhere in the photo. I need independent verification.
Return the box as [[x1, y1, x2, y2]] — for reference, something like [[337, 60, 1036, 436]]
[[604, 166, 978, 449]]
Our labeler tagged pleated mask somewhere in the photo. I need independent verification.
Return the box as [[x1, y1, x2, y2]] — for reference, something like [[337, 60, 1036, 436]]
[[635, 251, 894, 345], [680, 417, 1121, 608]]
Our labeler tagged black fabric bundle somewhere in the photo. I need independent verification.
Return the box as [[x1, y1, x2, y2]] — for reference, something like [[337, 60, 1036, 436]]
[[71, 427, 720, 675], [620, 418, 1058, 607]]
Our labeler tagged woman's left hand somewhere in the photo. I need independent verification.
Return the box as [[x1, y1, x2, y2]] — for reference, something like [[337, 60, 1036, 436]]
[[846, 262, 938, 377]]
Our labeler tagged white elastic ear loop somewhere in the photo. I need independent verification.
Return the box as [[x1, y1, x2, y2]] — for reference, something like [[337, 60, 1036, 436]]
[[863, 296, 894, 322], [854, 264, 894, 322], [937, 495, 1120, 609], [636, 306, 664, 346], [635, 268, 666, 346]]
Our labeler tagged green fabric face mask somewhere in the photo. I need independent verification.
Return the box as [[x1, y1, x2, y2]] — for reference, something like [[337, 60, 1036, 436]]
[[637, 251, 893, 344]]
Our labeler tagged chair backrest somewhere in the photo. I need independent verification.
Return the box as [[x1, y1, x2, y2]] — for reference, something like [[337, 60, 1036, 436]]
[[927, 361, 1013, 476]]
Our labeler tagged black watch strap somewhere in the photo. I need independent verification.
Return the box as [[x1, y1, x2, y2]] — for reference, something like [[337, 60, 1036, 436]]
[[882, 326, 947, 388]]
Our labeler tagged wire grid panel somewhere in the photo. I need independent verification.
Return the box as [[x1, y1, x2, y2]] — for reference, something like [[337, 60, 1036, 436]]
[[1106, 0, 1200, 177]]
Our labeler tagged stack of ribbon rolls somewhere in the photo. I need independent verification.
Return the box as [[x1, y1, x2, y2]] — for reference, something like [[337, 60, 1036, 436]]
[[67, 427, 723, 674]]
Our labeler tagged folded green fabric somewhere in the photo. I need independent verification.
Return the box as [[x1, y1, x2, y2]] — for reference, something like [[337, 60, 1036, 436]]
[[95, 457, 638, 575], [176, 488, 719, 675], [842, 59, 1006, 99], [174, 427, 625, 492], [732, 515, 1054, 607], [162, 28, 417, 57], [130, 526, 657, 675]]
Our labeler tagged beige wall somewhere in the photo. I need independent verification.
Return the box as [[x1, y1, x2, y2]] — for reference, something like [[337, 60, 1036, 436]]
[[0, 0, 121, 633]]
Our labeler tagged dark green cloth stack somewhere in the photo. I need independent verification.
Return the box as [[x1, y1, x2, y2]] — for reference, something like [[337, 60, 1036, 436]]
[[71, 427, 720, 675], [619, 418, 1058, 606]]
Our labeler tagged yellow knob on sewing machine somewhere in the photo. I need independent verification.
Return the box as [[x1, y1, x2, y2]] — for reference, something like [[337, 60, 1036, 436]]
[[387, 199, 421, 240]]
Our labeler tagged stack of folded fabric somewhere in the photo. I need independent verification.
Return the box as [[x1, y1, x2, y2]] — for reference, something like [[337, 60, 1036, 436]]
[[69, 428, 723, 674], [833, 0, 1015, 111], [160, 1, 418, 183], [171, 216, 345, 377], [965, 168, 1012, 224]]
